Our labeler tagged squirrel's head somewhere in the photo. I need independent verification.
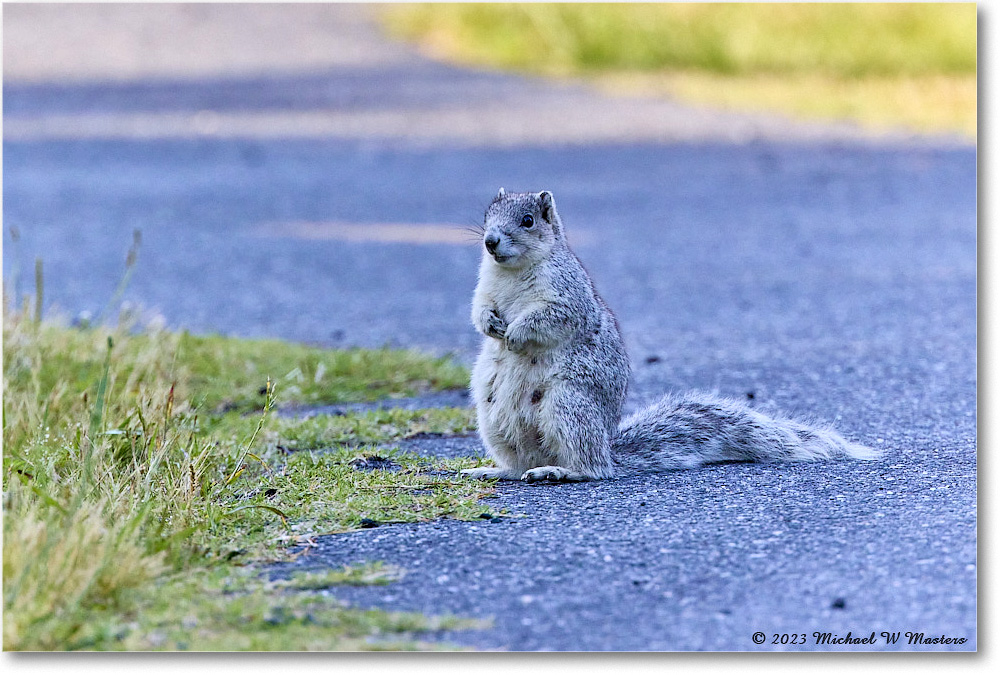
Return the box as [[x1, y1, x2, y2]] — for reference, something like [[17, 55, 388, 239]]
[[481, 188, 564, 268]]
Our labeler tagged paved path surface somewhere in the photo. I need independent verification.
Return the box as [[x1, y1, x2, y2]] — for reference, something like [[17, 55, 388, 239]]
[[3, 4, 976, 651]]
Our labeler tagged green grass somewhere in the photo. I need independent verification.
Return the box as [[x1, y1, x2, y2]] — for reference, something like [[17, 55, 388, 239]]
[[3, 303, 492, 650], [212, 405, 477, 452], [28, 563, 486, 651], [383, 3, 975, 77], [178, 333, 469, 414], [7, 322, 468, 417], [381, 3, 977, 137]]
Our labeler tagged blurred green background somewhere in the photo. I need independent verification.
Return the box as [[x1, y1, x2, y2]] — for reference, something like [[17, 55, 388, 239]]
[[382, 2, 977, 138]]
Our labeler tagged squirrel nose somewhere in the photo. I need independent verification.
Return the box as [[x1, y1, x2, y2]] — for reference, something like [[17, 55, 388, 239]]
[[484, 234, 500, 253]]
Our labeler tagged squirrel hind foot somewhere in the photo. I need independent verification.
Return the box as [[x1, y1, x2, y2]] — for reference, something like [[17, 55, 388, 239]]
[[461, 467, 521, 480], [520, 466, 592, 482]]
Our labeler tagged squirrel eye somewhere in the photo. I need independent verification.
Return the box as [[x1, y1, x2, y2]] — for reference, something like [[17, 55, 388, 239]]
[[520, 214, 534, 228]]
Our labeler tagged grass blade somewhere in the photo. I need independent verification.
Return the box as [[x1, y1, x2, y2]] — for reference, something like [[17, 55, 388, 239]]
[[83, 336, 114, 490]]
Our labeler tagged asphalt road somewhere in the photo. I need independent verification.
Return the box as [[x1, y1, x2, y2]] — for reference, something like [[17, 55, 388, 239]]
[[2, 5, 977, 651]]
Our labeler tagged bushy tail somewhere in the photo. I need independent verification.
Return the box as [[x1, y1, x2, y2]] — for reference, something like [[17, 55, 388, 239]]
[[611, 391, 879, 473]]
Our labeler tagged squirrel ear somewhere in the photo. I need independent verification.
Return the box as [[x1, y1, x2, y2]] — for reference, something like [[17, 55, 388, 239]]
[[497, 187, 506, 199], [538, 190, 556, 222]]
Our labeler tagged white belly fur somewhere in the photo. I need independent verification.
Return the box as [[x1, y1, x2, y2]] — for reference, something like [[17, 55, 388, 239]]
[[471, 339, 559, 472]]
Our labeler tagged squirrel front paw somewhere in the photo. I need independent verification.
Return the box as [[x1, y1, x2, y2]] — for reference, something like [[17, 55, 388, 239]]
[[482, 309, 508, 340], [502, 323, 533, 354]]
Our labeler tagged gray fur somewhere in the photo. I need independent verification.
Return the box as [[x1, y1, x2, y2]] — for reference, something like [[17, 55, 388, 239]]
[[612, 391, 879, 473], [464, 190, 878, 482]]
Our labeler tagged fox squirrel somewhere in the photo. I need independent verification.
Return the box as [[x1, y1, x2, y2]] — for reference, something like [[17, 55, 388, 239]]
[[462, 189, 877, 482]]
